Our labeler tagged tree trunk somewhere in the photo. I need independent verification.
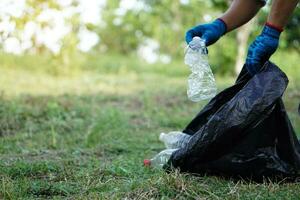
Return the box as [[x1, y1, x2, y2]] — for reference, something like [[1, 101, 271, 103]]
[[234, 19, 256, 75]]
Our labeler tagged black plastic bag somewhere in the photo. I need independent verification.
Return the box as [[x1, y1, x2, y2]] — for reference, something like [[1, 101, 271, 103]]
[[165, 62, 300, 181]]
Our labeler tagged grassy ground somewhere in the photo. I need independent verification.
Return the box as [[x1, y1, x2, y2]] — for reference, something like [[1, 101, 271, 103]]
[[0, 52, 299, 199]]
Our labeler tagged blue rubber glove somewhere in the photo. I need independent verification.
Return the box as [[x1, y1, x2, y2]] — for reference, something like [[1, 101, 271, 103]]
[[246, 24, 282, 75], [185, 19, 227, 46]]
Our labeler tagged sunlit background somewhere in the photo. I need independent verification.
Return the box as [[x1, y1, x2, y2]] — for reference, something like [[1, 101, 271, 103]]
[[0, 0, 299, 65], [1, 0, 172, 62], [0, 0, 299, 123], [0, 1, 299, 198], [0, 0, 299, 107]]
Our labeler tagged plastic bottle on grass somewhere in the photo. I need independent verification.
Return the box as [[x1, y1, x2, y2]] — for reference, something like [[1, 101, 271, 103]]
[[144, 132, 191, 168], [185, 36, 217, 102], [159, 131, 191, 149], [144, 149, 176, 168]]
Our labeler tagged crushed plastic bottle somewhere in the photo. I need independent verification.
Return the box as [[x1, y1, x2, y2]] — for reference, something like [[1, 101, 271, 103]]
[[144, 149, 176, 168], [185, 36, 217, 102], [159, 131, 191, 149], [144, 132, 191, 168]]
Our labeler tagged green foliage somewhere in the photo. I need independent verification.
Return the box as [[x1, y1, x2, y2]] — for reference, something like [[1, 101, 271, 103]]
[[208, 33, 237, 75], [0, 51, 84, 76], [0, 1, 299, 198], [85, 108, 130, 148], [96, 0, 239, 74], [1, 0, 299, 76], [3, 0, 84, 74], [98, 0, 151, 54], [99, 0, 224, 55], [11, 0, 62, 53], [285, 6, 300, 52], [1, 161, 61, 178], [0, 53, 299, 198]]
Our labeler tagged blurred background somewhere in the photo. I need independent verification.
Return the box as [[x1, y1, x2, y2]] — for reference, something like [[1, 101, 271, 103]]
[[0, 0, 300, 75], [0, 0, 299, 75], [0, 0, 299, 145], [0, 1, 299, 198]]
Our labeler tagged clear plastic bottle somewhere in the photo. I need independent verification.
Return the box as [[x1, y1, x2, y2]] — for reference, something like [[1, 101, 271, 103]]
[[159, 131, 191, 149], [143, 132, 191, 168], [144, 149, 176, 168], [185, 36, 217, 102]]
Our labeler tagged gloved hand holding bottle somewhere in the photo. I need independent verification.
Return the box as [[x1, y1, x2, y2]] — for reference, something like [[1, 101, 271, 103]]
[[185, 0, 298, 76], [185, 19, 227, 46]]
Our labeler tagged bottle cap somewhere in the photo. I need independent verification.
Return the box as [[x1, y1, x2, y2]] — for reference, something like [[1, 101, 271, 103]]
[[143, 159, 151, 167], [190, 36, 205, 51], [193, 36, 201, 41]]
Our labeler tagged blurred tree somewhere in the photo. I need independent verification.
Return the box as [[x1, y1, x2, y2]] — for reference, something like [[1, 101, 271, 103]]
[[98, 0, 150, 54], [5, 0, 83, 74], [11, 0, 64, 54], [139, 0, 209, 55], [2, 0, 297, 75], [98, 0, 231, 64], [285, 5, 300, 53]]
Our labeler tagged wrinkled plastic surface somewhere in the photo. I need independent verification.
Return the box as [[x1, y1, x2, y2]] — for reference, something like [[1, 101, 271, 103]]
[[185, 37, 217, 102], [147, 149, 177, 168], [165, 62, 300, 181], [145, 132, 191, 168], [159, 131, 191, 149]]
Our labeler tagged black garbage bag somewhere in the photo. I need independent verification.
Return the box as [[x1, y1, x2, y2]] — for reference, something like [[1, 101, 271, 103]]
[[165, 61, 300, 181]]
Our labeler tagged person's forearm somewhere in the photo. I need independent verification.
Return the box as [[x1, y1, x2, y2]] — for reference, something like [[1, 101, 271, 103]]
[[220, 0, 264, 32], [268, 0, 299, 30]]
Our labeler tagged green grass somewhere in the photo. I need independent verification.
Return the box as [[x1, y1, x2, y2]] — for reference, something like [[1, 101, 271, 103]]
[[0, 52, 299, 199]]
